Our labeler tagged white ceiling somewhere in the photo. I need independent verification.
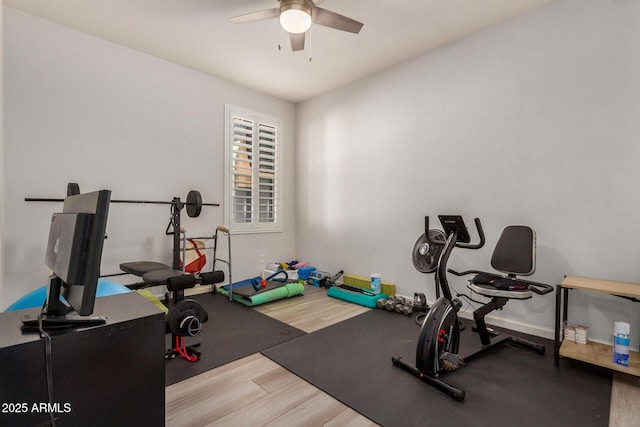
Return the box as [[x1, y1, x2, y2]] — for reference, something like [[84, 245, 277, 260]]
[[4, 0, 556, 103]]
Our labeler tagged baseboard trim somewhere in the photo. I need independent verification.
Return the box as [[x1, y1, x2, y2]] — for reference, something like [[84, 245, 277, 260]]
[[456, 310, 555, 340]]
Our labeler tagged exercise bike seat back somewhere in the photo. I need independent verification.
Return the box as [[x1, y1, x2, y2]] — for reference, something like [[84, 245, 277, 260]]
[[467, 225, 536, 300]]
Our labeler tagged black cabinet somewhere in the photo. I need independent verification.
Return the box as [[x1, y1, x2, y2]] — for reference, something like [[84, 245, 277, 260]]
[[0, 292, 166, 426]]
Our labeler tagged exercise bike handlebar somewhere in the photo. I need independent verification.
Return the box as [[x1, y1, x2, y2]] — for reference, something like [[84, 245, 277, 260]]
[[424, 216, 485, 250], [458, 218, 485, 249]]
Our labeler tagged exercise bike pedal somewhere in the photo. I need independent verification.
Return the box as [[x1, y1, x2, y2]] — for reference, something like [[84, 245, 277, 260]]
[[439, 352, 465, 372]]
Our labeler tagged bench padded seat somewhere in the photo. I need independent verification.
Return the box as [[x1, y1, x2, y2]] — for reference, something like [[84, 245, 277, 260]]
[[120, 261, 171, 277]]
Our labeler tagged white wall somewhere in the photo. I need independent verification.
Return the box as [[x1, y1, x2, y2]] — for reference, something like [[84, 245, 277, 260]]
[[0, 3, 5, 295], [296, 0, 640, 345], [2, 7, 297, 308]]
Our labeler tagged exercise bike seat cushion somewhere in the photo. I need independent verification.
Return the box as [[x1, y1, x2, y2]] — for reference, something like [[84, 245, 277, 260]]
[[468, 274, 533, 300], [120, 261, 172, 277], [471, 273, 503, 285], [142, 268, 185, 285]]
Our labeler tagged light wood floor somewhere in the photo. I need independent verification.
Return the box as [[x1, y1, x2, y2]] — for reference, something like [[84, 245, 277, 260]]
[[253, 285, 369, 333], [165, 286, 377, 426]]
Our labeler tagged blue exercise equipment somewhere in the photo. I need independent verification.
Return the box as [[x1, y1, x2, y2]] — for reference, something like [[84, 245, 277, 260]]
[[5, 279, 130, 312], [250, 270, 288, 292]]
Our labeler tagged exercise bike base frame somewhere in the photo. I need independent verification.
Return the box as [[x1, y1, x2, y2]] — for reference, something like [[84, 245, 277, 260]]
[[394, 327, 545, 402], [391, 356, 465, 402], [459, 332, 546, 362]]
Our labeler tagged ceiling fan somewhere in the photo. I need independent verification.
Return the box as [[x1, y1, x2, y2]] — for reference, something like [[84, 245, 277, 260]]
[[230, 0, 364, 52]]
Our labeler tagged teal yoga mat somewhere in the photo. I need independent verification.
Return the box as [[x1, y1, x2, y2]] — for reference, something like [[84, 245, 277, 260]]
[[327, 286, 386, 308], [218, 281, 304, 306]]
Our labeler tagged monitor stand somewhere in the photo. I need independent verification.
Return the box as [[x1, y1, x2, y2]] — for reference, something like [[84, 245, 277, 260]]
[[20, 275, 106, 330]]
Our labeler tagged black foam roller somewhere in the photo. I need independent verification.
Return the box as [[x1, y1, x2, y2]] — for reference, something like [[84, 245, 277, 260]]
[[166, 274, 197, 291], [199, 270, 225, 285]]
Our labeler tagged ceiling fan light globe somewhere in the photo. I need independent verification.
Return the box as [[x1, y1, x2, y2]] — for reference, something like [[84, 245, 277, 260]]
[[280, 9, 312, 34]]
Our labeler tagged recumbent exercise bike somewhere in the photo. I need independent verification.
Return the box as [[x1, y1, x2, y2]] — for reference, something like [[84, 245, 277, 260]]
[[392, 215, 553, 401]]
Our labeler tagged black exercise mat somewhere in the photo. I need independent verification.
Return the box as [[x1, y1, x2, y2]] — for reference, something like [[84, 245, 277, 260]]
[[262, 309, 611, 427], [165, 292, 306, 386]]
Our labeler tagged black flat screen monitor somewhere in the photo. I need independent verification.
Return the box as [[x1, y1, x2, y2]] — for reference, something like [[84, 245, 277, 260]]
[[22, 189, 111, 328]]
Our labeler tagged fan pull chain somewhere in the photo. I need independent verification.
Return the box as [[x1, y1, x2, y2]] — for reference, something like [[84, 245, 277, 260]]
[[277, 22, 283, 51]]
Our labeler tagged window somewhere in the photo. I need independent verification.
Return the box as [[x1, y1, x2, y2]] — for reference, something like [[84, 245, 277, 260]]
[[224, 105, 282, 233]]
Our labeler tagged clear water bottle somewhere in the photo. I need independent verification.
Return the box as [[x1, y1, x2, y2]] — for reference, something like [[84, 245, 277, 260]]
[[613, 321, 630, 366]]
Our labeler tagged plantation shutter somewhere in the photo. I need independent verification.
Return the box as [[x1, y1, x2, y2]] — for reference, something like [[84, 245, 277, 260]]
[[226, 105, 282, 233], [231, 117, 254, 224], [258, 124, 277, 224]]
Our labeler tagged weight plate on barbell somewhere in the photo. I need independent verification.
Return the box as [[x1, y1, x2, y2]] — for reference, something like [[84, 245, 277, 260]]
[[167, 299, 208, 337], [186, 190, 202, 218]]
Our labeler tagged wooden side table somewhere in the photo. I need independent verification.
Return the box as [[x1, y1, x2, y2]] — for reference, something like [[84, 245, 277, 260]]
[[554, 275, 640, 376]]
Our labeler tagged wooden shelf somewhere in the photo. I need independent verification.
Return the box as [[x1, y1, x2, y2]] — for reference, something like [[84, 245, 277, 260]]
[[560, 340, 640, 377], [555, 275, 640, 374], [561, 275, 640, 299]]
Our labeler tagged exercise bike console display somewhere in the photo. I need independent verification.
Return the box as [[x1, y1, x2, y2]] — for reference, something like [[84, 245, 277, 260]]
[[438, 215, 471, 243]]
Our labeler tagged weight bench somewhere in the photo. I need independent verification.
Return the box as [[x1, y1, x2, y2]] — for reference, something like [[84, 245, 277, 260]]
[[121, 260, 220, 290], [119, 259, 224, 362], [120, 229, 224, 291], [119, 261, 186, 290]]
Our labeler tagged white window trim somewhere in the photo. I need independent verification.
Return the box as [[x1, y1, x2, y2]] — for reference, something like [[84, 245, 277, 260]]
[[224, 104, 283, 234]]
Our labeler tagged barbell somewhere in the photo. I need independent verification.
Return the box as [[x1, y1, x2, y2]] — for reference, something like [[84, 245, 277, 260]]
[[25, 183, 219, 218]]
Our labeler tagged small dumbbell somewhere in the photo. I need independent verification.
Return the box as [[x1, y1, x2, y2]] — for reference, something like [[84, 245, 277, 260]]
[[394, 299, 405, 313], [391, 298, 413, 316], [398, 304, 413, 316], [384, 297, 398, 311]]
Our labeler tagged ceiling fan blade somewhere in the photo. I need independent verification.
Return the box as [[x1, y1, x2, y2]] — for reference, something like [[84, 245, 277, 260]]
[[312, 7, 363, 34], [309, 0, 325, 5], [289, 32, 306, 52], [230, 8, 279, 24]]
